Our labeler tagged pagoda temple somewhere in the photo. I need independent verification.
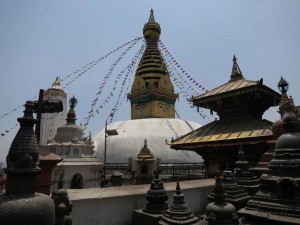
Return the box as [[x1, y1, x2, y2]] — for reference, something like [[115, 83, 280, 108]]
[[170, 56, 281, 176]]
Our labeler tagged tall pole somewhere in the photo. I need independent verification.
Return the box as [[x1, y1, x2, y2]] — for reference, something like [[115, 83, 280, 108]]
[[35, 89, 44, 145], [102, 109, 117, 187], [103, 118, 108, 184]]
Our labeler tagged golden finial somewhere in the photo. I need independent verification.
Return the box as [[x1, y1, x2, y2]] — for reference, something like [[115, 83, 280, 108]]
[[143, 9, 161, 43], [53, 76, 61, 86], [230, 55, 244, 81], [149, 8, 155, 23]]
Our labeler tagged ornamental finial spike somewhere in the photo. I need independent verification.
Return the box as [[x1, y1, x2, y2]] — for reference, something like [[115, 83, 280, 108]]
[[149, 8, 155, 22], [143, 9, 161, 44], [69, 96, 77, 108], [176, 181, 181, 195], [230, 55, 243, 81], [233, 54, 237, 62], [52, 76, 61, 86], [278, 76, 289, 95], [214, 172, 226, 204], [67, 96, 77, 124]]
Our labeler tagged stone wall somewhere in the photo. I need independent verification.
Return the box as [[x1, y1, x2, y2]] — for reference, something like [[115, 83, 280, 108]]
[[68, 179, 214, 225]]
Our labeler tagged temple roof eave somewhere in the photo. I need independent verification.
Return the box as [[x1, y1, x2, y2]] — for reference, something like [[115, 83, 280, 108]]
[[169, 116, 274, 150], [193, 81, 281, 105], [170, 135, 273, 151]]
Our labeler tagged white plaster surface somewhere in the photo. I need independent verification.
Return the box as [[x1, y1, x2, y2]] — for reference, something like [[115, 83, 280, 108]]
[[94, 118, 203, 166], [68, 179, 214, 225]]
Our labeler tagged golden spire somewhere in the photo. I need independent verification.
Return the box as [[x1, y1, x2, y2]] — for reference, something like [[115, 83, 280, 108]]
[[230, 55, 244, 82], [49, 76, 63, 90], [148, 8, 155, 22], [143, 9, 161, 43], [128, 10, 178, 119], [53, 76, 60, 86]]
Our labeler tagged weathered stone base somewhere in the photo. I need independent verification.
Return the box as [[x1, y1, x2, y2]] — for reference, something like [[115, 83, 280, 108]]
[[239, 207, 300, 225], [68, 179, 214, 225], [132, 209, 163, 225]]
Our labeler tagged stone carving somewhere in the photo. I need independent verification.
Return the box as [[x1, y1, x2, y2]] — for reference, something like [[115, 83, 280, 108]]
[[143, 173, 169, 214], [208, 165, 250, 210], [159, 182, 201, 225], [201, 172, 241, 225], [233, 145, 260, 196], [51, 174, 73, 225], [239, 99, 300, 225]]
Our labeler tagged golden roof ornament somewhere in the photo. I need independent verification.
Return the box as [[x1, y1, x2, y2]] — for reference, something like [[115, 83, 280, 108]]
[[143, 9, 161, 44], [128, 10, 178, 119], [49, 76, 63, 90], [137, 139, 155, 161], [230, 55, 244, 82], [278, 76, 296, 117]]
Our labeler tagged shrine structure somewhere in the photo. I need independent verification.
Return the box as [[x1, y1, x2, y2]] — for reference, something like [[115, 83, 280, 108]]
[[170, 56, 281, 176], [239, 94, 300, 225]]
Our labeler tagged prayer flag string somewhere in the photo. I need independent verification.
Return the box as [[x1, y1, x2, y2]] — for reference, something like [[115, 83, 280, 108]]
[[109, 43, 145, 122], [0, 123, 19, 140], [158, 40, 208, 93], [158, 40, 211, 120], [62, 37, 143, 89], [82, 40, 144, 130], [0, 37, 142, 125]]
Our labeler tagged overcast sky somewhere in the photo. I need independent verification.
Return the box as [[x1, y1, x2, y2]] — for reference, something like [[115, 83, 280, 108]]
[[1, 1, 300, 167]]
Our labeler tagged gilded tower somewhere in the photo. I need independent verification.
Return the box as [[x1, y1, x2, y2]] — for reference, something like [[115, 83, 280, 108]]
[[128, 10, 178, 119]]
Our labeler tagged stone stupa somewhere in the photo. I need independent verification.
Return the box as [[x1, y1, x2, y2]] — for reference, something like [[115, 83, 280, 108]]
[[239, 98, 300, 225], [159, 182, 201, 225]]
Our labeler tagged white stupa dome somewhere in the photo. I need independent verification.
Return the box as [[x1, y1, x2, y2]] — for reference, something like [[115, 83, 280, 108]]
[[94, 118, 203, 164]]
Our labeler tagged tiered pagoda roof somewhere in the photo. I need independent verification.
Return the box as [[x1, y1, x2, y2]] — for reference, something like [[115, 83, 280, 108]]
[[170, 56, 281, 150]]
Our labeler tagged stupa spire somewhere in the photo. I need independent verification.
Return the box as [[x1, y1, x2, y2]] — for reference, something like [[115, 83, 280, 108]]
[[5, 101, 41, 195], [0, 101, 56, 225], [214, 172, 226, 204], [66, 96, 77, 124], [50, 76, 63, 90], [149, 8, 155, 22], [277, 76, 297, 118], [53, 76, 60, 86], [230, 55, 244, 82], [143, 9, 161, 44], [128, 10, 178, 119]]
